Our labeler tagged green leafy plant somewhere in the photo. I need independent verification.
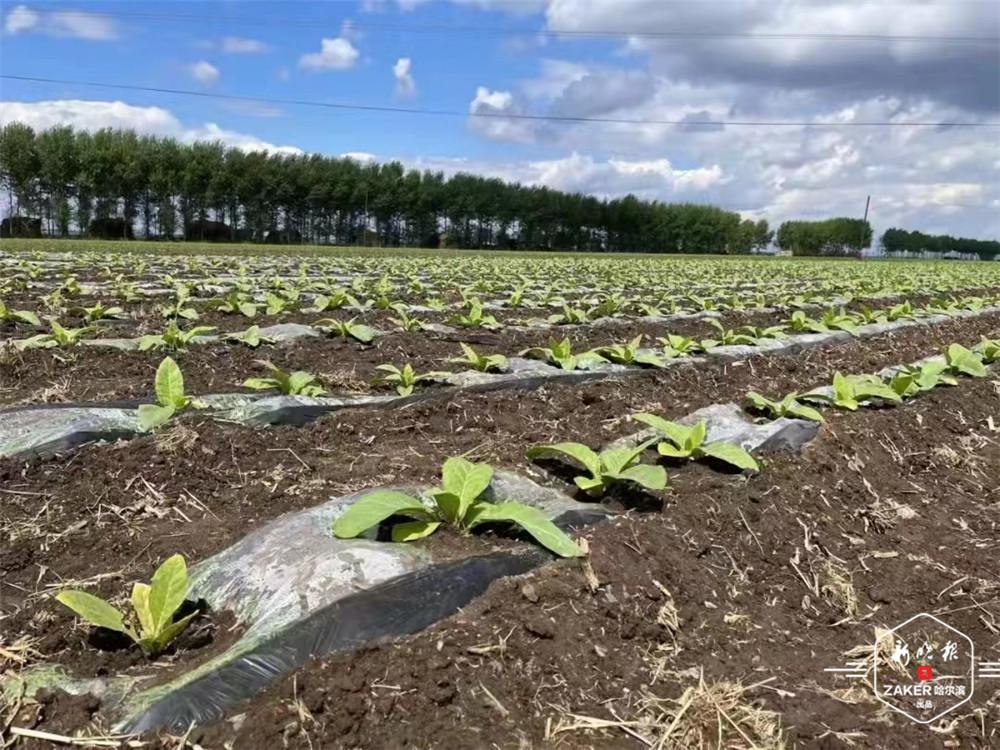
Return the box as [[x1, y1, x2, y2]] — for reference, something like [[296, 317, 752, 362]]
[[597, 335, 670, 368], [68, 302, 125, 322], [332, 457, 581, 557], [375, 363, 448, 396], [214, 291, 258, 318], [55, 554, 198, 658], [632, 413, 759, 471], [975, 338, 999, 363], [888, 361, 957, 398], [547, 305, 591, 325], [314, 317, 377, 344], [138, 357, 203, 430], [138, 322, 216, 351], [449, 343, 508, 373], [656, 334, 702, 357], [388, 304, 426, 332], [16, 320, 93, 350], [788, 310, 829, 334], [819, 308, 861, 334], [700, 319, 759, 349], [450, 299, 499, 328], [244, 360, 327, 396], [224, 325, 274, 348], [520, 338, 607, 371], [944, 343, 987, 378], [526, 441, 667, 496], [746, 392, 824, 423], [158, 288, 199, 321], [307, 289, 360, 313], [802, 372, 903, 411], [0, 300, 40, 326]]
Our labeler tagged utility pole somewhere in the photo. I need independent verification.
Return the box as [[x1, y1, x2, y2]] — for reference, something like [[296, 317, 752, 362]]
[[861, 194, 871, 256]]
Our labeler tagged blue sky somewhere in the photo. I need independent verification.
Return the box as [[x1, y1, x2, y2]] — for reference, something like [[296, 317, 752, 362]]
[[2, 1, 998, 239]]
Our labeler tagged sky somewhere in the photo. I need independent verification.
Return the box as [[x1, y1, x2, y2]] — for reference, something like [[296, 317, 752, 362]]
[[1, 0, 999, 241]]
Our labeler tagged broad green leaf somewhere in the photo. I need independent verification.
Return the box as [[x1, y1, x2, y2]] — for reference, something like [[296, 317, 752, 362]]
[[391, 520, 442, 542], [138, 404, 175, 432], [144, 611, 197, 657], [131, 582, 153, 636], [288, 371, 317, 394], [55, 590, 128, 634], [527, 443, 602, 479], [467, 502, 582, 558], [440, 457, 492, 520], [599, 447, 640, 476], [573, 475, 605, 494], [154, 357, 185, 408], [349, 324, 376, 344], [148, 554, 189, 633], [946, 344, 987, 377], [243, 377, 276, 391], [788, 402, 825, 423], [332, 490, 431, 538], [432, 490, 462, 524], [657, 443, 692, 458], [614, 464, 668, 491], [685, 421, 708, 453], [745, 392, 774, 412], [700, 442, 759, 472], [631, 413, 690, 449]]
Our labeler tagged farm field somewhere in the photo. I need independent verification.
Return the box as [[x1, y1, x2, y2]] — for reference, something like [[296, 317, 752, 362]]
[[2, 238, 1000, 748]]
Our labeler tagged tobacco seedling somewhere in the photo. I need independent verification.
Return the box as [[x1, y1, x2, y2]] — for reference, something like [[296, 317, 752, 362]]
[[0, 300, 41, 326], [214, 291, 258, 318], [976, 338, 999, 363], [314, 317, 377, 344], [307, 289, 360, 313], [138, 322, 216, 351], [526, 441, 667, 496], [138, 357, 204, 431], [264, 292, 296, 316], [888, 361, 957, 398], [332, 457, 582, 557], [158, 288, 199, 321], [388, 305, 426, 332], [819, 308, 861, 334], [656, 334, 702, 357], [449, 343, 508, 373], [224, 325, 275, 348], [944, 343, 987, 378], [632, 413, 759, 471], [547, 305, 591, 325], [802, 372, 903, 411], [55, 554, 198, 658], [700, 319, 759, 349], [520, 338, 607, 371], [68, 302, 125, 322], [16, 320, 93, 350], [597, 335, 670, 368], [375, 363, 449, 396], [788, 311, 829, 334], [746, 392, 824, 423], [244, 360, 327, 396], [450, 299, 499, 328]]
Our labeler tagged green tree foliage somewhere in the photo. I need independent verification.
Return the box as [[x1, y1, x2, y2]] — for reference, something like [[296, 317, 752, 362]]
[[775, 218, 873, 257], [1, 123, 772, 254], [881, 227, 1000, 260]]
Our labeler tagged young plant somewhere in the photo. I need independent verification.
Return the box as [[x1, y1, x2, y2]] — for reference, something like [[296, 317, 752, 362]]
[[138, 323, 217, 351], [547, 305, 591, 325], [314, 317, 377, 344], [656, 334, 702, 357], [264, 292, 296, 316], [788, 310, 829, 334], [819, 308, 861, 334], [449, 343, 508, 373], [214, 291, 258, 318], [331, 457, 581, 557], [388, 304, 426, 332], [802, 372, 903, 411], [700, 319, 759, 349], [375, 363, 449, 396], [746, 392, 825, 423], [158, 288, 199, 321], [450, 299, 499, 329], [888, 361, 957, 398], [69, 302, 125, 322], [975, 337, 999, 363], [520, 338, 607, 371], [55, 554, 198, 658], [944, 343, 987, 378], [526, 441, 667, 496], [307, 289, 360, 313], [0, 300, 41, 326], [632, 413, 759, 471], [244, 360, 327, 396], [16, 320, 93, 350], [138, 356, 203, 431], [224, 325, 275, 348], [597, 335, 670, 368]]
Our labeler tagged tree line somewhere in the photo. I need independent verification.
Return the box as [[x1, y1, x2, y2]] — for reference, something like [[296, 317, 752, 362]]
[[774, 218, 873, 257], [880, 227, 999, 260], [0, 122, 775, 253]]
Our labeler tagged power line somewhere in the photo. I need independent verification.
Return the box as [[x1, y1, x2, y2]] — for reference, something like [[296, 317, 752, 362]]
[[20, 5, 1000, 44], [4, 75, 998, 129]]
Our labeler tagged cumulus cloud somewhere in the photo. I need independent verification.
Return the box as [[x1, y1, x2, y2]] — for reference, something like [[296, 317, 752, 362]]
[[299, 37, 360, 71], [0, 100, 302, 155], [468, 87, 542, 143], [3, 4, 118, 40], [187, 61, 220, 86], [393, 57, 416, 97]]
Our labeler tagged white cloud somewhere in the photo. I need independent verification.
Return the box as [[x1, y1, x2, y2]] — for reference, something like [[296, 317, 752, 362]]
[[299, 37, 360, 71], [220, 36, 270, 54], [0, 100, 301, 155], [188, 61, 220, 86], [3, 4, 118, 40], [393, 57, 415, 97], [468, 86, 540, 143]]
